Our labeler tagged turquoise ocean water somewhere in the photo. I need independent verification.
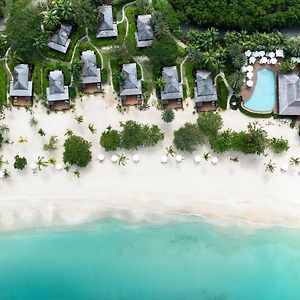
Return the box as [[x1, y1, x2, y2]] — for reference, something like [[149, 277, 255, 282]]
[[1, 219, 300, 300]]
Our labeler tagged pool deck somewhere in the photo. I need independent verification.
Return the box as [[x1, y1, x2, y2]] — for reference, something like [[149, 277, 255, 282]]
[[241, 61, 282, 114]]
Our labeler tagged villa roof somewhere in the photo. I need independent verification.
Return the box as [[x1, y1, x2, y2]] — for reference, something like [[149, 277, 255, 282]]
[[161, 66, 183, 101], [135, 14, 153, 48], [46, 70, 69, 102], [9, 64, 33, 97], [120, 63, 142, 96], [48, 23, 73, 53], [96, 5, 118, 38], [278, 72, 300, 115], [195, 70, 217, 103], [81, 50, 101, 84]]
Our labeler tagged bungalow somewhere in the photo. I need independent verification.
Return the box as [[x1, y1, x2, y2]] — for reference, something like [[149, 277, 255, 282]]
[[194, 70, 217, 112], [96, 5, 118, 38], [48, 23, 73, 53], [46, 70, 70, 111], [81, 50, 101, 93], [161, 66, 183, 109], [278, 71, 300, 115], [135, 14, 153, 48], [9, 64, 33, 106], [120, 63, 142, 106]]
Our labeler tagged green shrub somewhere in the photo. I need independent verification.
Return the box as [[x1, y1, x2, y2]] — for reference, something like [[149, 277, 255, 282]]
[[209, 130, 232, 154], [101, 68, 108, 84], [162, 109, 175, 123], [197, 112, 223, 137], [100, 127, 121, 151], [0, 63, 7, 108], [216, 77, 228, 110], [269, 137, 289, 153], [14, 155, 27, 170]]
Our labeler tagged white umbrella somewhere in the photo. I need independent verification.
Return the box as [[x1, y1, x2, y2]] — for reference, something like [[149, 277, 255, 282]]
[[275, 49, 284, 58], [246, 65, 253, 72], [270, 58, 277, 65], [247, 80, 253, 87], [111, 155, 118, 163], [246, 72, 253, 79], [55, 163, 63, 171], [175, 155, 183, 163], [259, 57, 267, 64], [194, 156, 201, 164], [269, 52, 275, 58], [291, 57, 298, 63], [132, 154, 140, 162], [160, 155, 168, 164], [31, 162, 37, 170], [211, 157, 219, 165], [253, 51, 260, 58], [97, 154, 105, 162], [245, 50, 252, 57], [280, 164, 288, 172], [258, 51, 265, 57], [241, 66, 247, 73], [249, 56, 256, 64], [0, 171, 4, 179]]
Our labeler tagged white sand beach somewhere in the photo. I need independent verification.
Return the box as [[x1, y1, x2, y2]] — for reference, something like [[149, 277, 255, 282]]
[[0, 86, 300, 232]]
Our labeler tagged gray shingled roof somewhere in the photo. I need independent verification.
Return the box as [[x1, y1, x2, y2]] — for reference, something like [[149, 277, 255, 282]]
[[120, 63, 142, 96], [135, 15, 153, 48], [161, 66, 183, 100], [96, 5, 118, 38], [278, 72, 300, 115], [48, 23, 73, 53], [195, 70, 217, 103], [81, 50, 101, 84], [9, 64, 33, 97], [46, 70, 69, 102]]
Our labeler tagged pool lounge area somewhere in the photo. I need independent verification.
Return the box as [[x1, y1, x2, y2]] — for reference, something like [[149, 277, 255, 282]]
[[242, 69, 276, 114]]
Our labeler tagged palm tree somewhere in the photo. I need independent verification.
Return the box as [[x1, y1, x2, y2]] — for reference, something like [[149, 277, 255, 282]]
[[48, 157, 57, 166], [29, 117, 38, 127], [38, 129, 46, 136], [289, 37, 300, 57], [59, 1, 75, 21], [43, 10, 60, 31], [290, 157, 300, 167], [75, 115, 84, 124], [264, 160, 276, 173], [155, 77, 166, 89], [166, 145, 176, 157], [0, 124, 9, 135], [152, 11, 169, 37], [0, 155, 8, 168], [3, 169, 10, 179], [88, 123, 97, 134], [203, 152, 211, 161], [117, 153, 128, 166], [36, 156, 49, 171], [18, 136, 27, 144], [74, 170, 81, 178], [65, 129, 73, 137], [189, 48, 204, 64], [162, 109, 175, 123]]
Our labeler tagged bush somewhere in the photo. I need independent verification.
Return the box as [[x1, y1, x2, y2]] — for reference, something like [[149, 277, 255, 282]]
[[141, 124, 164, 146], [216, 77, 229, 110], [270, 137, 289, 153], [101, 68, 108, 84], [162, 109, 175, 123], [100, 127, 121, 151], [14, 155, 27, 170], [63, 135, 92, 167], [197, 112, 223, 137], [173, 122, 204, 152], [209, 130, 232, 154]]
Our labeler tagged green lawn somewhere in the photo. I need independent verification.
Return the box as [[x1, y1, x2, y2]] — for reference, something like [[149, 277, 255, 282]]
[[0, 63, 7, 109]]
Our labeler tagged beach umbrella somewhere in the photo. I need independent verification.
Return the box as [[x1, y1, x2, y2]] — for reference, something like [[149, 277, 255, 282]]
[[111, 155, 118, 163], [160, 155, 168, 164], [241, 66, 247, 73], [249, 57, 256, 64], [270, 58, 277, 65], [275, 49, 284, 58], [253, 51, 260, 58], [31, 162, 37, 170], [246, 72, 253, 79], [97, 154, 105, 163], [194, 155, 201, 164], [211, 157, 219, 165], [280, 164, 288, 172], [258, 51, 265, 57], [175, 155, 183, 163], [132, 154, 140, 163], [0, 171, 4, 179], [55, 163, 63, 171], [269, 52, 275, 58], [247, 80, 253, 87], [246, 65, 253, 72], [245, 50, 252, 57]]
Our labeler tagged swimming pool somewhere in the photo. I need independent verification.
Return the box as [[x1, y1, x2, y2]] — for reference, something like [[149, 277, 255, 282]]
[[244, 69, 276, 113]]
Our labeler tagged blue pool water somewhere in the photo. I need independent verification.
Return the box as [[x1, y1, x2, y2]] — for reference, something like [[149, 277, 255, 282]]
[[244, 69, 276, 112], [1, 220, 300, 300]]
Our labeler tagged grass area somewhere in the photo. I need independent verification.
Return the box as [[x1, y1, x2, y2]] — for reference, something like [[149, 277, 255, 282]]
[[216, 77, 229, 110], [185, 60, 195, 98], [0, 63, 7, 109]]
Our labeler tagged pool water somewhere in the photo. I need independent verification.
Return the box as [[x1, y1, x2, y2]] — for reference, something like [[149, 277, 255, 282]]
[[244, 69, 276, 113]]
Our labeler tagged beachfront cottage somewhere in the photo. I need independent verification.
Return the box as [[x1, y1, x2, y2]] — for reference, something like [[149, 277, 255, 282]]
[[278, 71, 300, 115], [135, 15, 153, 48], [81, 50, 101, 93], [48, 23, 73, 53], [161, 66, 183, 109], [96, 5, 118, 38], [46, 70, 70, 111], [194, 70, 217, 112], [9, 64, 33, 107], [120, 63, 142, 106]]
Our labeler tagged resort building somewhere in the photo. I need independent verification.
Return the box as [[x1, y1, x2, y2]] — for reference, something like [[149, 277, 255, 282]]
[[9, 64, 33, 107], [278, 71, 300, 115], [194, 70, 217, 112], [96, 5, 118, 38], [135, 15, 154, 48], [48, 23, 73, 53], [81, 50, 101, 93], [161, 66, 183, 109], [120, 63, 142, 106], [46, 70, 70, 111]]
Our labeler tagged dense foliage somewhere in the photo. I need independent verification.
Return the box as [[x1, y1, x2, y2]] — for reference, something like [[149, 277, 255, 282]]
[[100, 127, 122, 151], [63, 135, 92, 167], [169, 0, 300, 31], [14, 155, 27, 170], [162, 109, 175, 123], [270, 137, 289, 153], [197, 112, 223, 137]]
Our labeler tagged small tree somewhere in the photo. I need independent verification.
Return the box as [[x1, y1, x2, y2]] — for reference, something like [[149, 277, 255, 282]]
[[197, 112, 223, 137], [162, 109, 175, 123], [14, 155, 27, 170], [120, 121, 144, 150], [88, 123, 97, 134], [265, 160, 276, 173], [290, 157, 300, 167], [209, 130, 232, 153], [63, 135, 92, 167], [29, 117, 38, 128], [117, 153, 128, 166], [100, 127, 121, 151], [38, 129, 46, 136], [269, 137, 289, 153], [43, 136, 59, 151], [70, 58, 81, 89], [18, 136, 27, 144], [166, 145, 176, 157], [75, 115, 84, 124], [36, 156, 49, 171]]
